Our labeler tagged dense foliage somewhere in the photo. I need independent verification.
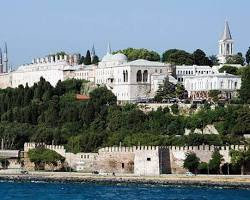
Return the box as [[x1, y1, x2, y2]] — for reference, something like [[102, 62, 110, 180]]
[[183, 152, 200, 173], [239, 67, 250, 103], [28, 148, 65, 170], [230, 148, 250, 175], [219, 65, 239, 75], [226, 52, 245, 66], [0, 77, 249, 153], [162, 49, 212, 66], [113, 48, 160, 61]]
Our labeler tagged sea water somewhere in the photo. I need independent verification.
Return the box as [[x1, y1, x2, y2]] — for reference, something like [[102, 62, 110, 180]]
[[0, 181, 249, 200]]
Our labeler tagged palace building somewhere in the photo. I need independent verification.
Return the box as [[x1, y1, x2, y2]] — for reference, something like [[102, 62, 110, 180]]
[[0, 21, 242, 102]]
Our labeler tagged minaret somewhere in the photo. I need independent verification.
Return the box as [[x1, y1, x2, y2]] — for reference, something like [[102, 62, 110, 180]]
[[217, 21, 234, 64], [107, 42, 111, 55], [3, 42, 8, 73], [91, 44, 96, 61]]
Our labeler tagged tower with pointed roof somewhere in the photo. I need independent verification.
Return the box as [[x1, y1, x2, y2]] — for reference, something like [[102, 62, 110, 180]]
[[218, 21, 234, 64]]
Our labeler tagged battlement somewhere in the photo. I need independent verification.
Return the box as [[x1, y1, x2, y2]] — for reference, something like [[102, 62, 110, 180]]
[[98, 145, 248, 153], [24, 142, 65, 152], [168, 145, 248, 152], [98, 146, 160, 153]]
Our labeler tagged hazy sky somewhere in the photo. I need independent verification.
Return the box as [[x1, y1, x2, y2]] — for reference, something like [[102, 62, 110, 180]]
[[0, 0, 250, 67]]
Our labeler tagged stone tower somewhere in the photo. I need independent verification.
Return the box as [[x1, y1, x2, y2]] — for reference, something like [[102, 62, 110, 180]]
[[3, 42, 8, 73], [217, 21, 234, 64]]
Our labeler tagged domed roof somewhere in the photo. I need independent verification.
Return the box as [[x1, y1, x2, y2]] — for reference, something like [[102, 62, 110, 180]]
[[102, 53, 113, 62], [101, 53, 127, 62], [112, 53, 128, 61]]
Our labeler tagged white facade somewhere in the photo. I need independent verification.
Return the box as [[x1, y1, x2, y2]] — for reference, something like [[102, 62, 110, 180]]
[[184, 72, 241, 100], [95, 52, 172, 102], [176, 65, 215, 83], [0, 51, 173, 102]]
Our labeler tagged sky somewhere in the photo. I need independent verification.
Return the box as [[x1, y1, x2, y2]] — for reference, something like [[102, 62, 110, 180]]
[[0, 0, 250, 67]]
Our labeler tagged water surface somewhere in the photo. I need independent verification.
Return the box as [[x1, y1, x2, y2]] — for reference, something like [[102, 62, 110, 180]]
[[0, 181, 250, 200]]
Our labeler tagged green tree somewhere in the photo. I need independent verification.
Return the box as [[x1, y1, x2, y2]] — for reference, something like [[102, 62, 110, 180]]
[[162, 49, 179, 62], [239, 67, 250, 103], [245, 47, 250, 65], [92, 55, 99, 64], [168, 50, 194, 65], [226, 53, 245, 66], [171, 104, 179, 115], [154, 77, 176, 102], [198, 162, 209, 174], [114, 48, 160, 61], [183, 152, 200, 174], [175, 83, 187, 99], [209, 55, 219, 66], [28, 148, 65, 170], [230, 148, 250, 175], [219, 65, 238, 75], [193, 49, 212, 66], [84, 50, 91, 65], [209, 150, 223, 174]]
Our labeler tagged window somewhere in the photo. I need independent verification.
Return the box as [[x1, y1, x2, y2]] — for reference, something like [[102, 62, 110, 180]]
[[136, 70, 142, 82], [235, 82, 237, 88], [147, 158, 151, 161], [160, 69, 162, 73], [143, 70, 148, 82], [122, 163, 125, 169], [125, 70, 128, 82]]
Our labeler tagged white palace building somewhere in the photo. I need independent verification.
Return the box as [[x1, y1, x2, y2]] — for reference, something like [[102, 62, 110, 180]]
[[0, 21, 242, 102]]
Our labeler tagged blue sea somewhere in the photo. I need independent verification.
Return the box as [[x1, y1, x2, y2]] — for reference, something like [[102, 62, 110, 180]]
[[0, 181, 250, 200]]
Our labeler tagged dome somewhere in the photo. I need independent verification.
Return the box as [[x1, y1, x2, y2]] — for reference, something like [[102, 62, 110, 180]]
[[101, 53, 128, 62], [112, 53, 128, 61], [102, 53, 113, 62]]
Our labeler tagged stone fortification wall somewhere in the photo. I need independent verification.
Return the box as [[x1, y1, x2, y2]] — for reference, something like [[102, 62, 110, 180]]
[[96, 147, 135, 174], [168, 145, 247, 174], [24, 143, 66, 157], [72, 153, 98, 172], [134, 147, 160, 176]]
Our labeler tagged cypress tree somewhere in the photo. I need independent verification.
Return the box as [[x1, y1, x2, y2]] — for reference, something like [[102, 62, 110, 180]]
[[92, 55, 99, 64], [84, 50, 91, 65]]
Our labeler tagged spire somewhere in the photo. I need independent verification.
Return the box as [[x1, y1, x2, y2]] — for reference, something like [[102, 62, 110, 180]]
[[91, 44, 96, 57], [221, 21, 232, 41], [3, 42, 8, 73], [4, 42, 7, 55], [107, 42, 111, 55], [0, 48, 2, 65]]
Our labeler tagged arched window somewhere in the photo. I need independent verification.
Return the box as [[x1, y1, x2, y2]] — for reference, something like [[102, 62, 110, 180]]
[[125, 70, 128, 82], [143, 70, 148, 82], [123, 70, 126, 82], [227, 44, 230, 54], [136, 70, 142, 82]]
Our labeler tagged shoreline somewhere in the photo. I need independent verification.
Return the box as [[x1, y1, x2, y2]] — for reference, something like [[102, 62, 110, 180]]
[[0, 172, 250, 189]]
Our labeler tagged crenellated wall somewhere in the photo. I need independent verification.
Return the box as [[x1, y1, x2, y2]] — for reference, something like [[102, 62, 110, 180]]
[[24, 143, 66, 157], [23, 143, 249, 175]]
